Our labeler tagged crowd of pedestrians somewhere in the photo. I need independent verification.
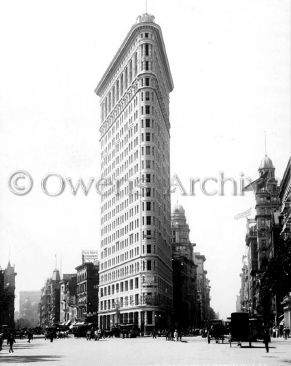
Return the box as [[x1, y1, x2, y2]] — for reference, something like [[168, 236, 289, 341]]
[[0, 329, 35, 353]]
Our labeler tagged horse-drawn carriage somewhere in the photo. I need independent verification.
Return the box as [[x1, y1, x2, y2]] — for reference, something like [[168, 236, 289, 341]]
[[207, 320, 226, 344]]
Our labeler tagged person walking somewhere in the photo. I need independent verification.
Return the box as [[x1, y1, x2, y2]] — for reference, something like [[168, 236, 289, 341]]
[[8, 333, 15, 353], [174, 329, 178, 342], [49, 331, 54, 343], [263, 329, 271, 353], [152, 329, 157, 339], [0, 334, 3, 351], [27, 330, 33, 343]]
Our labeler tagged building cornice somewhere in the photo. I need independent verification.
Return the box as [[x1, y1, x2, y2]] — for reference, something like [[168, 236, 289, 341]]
[[95, 20, 173, 97]]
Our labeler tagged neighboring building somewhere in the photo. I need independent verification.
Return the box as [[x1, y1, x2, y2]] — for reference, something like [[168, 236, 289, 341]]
[[238, 256, 249, 313], [18, 291, 41, 328], [241, 154, 280, 322], [279, 157, 291, 328], [171, 204, 197, 329], [95, 13, 174, 331], [60, 274, 77, 324], [194, 253, 211, 327], [0, 262, 17, 328], [82, 250, 99, 265], [39, 269, 61, 327], [236, 295, 241, 312], [75, 262, 99, 323]]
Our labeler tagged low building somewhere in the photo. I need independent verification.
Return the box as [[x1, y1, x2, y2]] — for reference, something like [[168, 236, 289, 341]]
[[0, 262, 17, 328], [75, 262, 99, 323], [60, 274, 77, 325]]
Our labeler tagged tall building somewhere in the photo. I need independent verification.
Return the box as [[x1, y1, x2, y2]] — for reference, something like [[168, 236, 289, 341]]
[[95, 13, 174, 332], [171, 204, 197, 329], [280, 157, 291, 328], [244, 154, 280, 321]]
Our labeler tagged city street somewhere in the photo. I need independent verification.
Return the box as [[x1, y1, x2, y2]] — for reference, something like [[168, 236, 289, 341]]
[[1, 336, 291, 366]]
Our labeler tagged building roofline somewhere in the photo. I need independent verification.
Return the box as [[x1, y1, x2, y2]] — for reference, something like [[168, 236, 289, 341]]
[[95, 16, 174, 97], [279, 156, 291, 198]]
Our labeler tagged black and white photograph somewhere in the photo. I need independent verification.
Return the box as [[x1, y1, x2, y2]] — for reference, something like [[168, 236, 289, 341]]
[[0, 0, 290, 365]]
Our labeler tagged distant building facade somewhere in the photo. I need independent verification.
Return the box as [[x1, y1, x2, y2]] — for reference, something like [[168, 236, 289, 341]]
[[19, 291, 41, 328], [194, 253, 211, 327], [0, 262, 17, 328], [241, 154, 291, 327], [279, 157, 291, 328], [171, 204, 197, 329], [39, 269, 61, 327], [60, 274, 77, 324], [242, 155, 280, 321]]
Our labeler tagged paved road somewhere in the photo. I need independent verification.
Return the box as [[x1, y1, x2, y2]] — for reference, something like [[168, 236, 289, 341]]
[[0, 336, 291, 365]]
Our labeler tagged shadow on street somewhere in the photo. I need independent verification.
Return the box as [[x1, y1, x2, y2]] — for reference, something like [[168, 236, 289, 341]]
[[0, 355, 62, 363]]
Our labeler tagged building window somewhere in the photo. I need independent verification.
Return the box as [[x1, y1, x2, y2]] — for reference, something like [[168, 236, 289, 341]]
[[145, 106, 150, 114], [145, 44, 149, 56], [147, 260, 152, 271], [147, 311, 152, 324], [147, 244, 151, 254], [135, 294, 139, 305], [146, 119, 150, 128], [145, 78, 149, 86], [135, 278, 139, 289], [146, 174, 151, 182]]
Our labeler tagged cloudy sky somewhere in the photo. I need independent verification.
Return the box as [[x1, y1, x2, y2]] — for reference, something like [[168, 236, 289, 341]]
[[0, 0, 290, 318]]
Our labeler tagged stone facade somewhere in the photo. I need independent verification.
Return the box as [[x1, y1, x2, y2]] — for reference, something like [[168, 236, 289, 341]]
[[171, 204, 197, 329], [95, 13, 174, 331], [75, 262, 99, 322], [0, 262, 17, 328]]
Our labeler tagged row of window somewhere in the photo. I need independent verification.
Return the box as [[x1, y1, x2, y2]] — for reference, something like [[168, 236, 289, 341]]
[[101, 44, 154, 121], [100, 278, 139, 297]]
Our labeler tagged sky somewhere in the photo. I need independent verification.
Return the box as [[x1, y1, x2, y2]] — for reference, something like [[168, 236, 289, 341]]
[[0, 0, 290, 318]]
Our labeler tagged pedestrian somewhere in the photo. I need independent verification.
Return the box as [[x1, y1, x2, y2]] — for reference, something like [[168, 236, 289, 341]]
[[0, 334, 3, 351], [263, 329, 270, 353], [27, 330, 33, 343], [49, 331, 54, 343], [174, 329, 178, 341], [8, 333, 15, 353], [152, 329, 156, 339]]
